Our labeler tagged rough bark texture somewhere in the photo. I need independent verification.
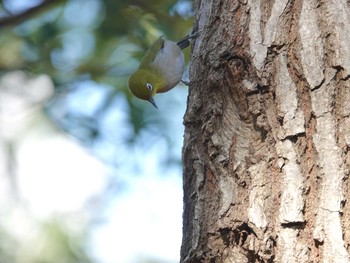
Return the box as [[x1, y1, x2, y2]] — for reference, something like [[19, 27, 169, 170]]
[[181, 1, 350, 262]]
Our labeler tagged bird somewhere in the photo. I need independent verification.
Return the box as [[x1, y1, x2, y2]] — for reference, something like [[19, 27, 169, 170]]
[[128, 33, 196, 108]]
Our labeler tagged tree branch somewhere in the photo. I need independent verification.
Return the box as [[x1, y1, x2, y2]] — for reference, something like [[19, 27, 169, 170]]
[[0, 0, 65, 28]]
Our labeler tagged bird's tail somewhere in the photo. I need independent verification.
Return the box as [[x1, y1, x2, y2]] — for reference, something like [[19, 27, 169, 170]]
[[177, 30, 200, 50]]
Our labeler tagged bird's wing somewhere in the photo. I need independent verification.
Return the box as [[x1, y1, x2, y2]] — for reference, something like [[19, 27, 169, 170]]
[[139, 36, 165, 69]]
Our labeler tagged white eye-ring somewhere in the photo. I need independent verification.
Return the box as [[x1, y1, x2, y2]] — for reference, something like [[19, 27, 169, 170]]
[[146, 83, 153, 91]]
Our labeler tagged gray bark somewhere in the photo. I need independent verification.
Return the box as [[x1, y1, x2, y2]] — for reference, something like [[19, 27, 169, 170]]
[[181, 1, 350, 262]]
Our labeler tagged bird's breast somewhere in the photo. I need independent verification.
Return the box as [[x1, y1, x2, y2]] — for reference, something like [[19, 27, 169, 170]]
[[152, 40, 185, 93]]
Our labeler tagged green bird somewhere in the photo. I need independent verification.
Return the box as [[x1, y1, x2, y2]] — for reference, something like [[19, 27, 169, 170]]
[[128, 33, 196, 108]]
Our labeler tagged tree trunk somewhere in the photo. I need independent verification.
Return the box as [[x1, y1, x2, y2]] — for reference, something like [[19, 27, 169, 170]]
[[181, 1, 350, 262]]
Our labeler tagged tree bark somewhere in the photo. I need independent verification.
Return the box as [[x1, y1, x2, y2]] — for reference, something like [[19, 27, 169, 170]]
[[181, 1, 350, 262]]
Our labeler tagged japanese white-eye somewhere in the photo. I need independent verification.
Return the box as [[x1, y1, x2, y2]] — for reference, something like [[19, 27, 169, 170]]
[[128, 34, 195, 108]]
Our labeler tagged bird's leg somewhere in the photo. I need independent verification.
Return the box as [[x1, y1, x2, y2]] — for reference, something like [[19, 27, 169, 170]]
[[181, 79, 190, 86]]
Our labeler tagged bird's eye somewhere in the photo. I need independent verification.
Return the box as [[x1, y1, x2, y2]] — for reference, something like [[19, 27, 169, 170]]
[[146, 83, 153, 91]]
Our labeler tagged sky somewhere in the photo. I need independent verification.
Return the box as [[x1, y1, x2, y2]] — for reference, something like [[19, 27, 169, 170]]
[[86, 84, 186, 262], [5, 74, 186, 263], [19, 132, 184, 263]]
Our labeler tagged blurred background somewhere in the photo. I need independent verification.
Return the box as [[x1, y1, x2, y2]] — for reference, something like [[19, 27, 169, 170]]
[[0, 0, 193, 262]]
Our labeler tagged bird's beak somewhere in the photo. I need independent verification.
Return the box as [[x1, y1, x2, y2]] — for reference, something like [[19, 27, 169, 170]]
[[148, 97, 158, 109]]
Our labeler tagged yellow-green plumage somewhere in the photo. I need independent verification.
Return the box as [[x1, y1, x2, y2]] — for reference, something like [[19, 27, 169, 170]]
[[128, 36, 187, 108], [139, 37, 165, 68]]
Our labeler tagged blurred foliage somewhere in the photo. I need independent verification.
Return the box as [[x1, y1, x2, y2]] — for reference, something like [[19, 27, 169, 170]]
[[0, 214, 93, 263], [0, 1, 193, 262], [0, 0, 193, 165]]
